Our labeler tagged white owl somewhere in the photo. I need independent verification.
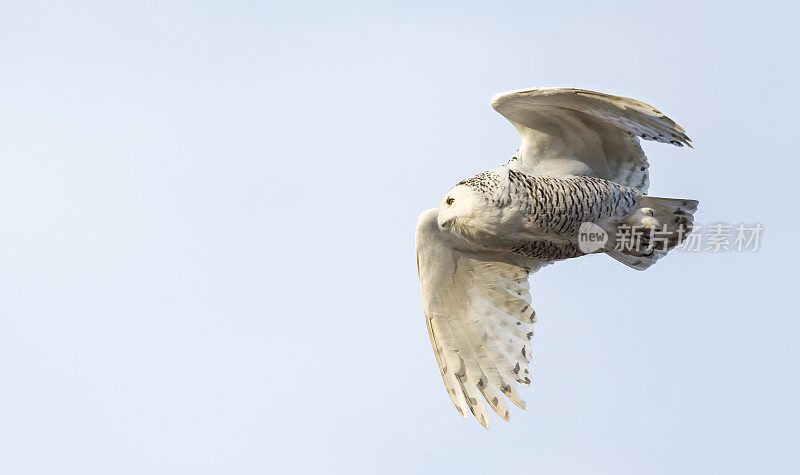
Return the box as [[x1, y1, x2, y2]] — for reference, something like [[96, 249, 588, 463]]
[[416, 87, 698, 428]]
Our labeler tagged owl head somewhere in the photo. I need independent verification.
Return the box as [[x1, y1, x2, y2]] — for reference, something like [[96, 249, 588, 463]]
[[436, 185, 482, 235]]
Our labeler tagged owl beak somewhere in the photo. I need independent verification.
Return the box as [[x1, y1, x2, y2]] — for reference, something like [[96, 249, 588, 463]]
[[438, 216, 455, 230]]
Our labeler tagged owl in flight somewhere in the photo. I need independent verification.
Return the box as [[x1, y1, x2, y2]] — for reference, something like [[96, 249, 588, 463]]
[[415, 87, 698, 428]]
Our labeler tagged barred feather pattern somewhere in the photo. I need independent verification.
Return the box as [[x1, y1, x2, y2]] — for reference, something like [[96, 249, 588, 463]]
[[505, 169, 638, 235], [459, 168, 640, 260]]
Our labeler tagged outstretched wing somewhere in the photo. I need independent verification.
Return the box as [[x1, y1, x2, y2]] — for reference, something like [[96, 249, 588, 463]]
[[416, 209, 544, 428], [491, 87, 691, 193]]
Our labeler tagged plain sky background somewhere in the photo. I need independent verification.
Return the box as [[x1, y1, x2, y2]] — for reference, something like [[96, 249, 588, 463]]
[[1, 1, 799, 474]]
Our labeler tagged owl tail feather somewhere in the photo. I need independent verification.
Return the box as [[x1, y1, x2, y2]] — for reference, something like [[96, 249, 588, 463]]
[[605, 196, 699, 271]]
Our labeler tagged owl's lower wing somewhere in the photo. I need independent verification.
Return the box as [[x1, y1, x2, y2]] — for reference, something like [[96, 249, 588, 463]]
[[415, 209, 544, 429], [491, 87, 691, 193]]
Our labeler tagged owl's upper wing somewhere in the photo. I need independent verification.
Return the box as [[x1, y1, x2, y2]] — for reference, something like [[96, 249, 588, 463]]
[[416, 209, 545, 428], [491, 87, 691, 193]]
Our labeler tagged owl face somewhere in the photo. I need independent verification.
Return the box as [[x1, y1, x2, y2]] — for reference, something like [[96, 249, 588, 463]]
[[437, 185, 480, 232]]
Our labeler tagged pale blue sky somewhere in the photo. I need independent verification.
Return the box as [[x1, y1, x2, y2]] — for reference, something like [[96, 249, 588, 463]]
[[1, 1, 798, 474]]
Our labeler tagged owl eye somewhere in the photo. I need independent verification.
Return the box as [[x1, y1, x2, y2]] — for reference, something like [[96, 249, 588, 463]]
[[446, 197, 455, 206]]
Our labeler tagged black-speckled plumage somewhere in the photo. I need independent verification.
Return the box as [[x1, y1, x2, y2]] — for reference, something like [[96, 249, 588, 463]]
[[454, 167, 639, 260]]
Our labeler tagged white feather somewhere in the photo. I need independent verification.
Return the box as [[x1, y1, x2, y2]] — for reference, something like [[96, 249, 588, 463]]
[[491, 87, 691, 193], [416, 209, 543, 428]]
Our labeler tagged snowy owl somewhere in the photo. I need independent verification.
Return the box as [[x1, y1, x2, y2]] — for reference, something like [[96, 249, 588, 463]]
[[415, 87, 698, 428]]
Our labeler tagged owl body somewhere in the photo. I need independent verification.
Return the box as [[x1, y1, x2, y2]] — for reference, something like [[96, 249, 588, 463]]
[[439, 164, 640, 261]]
